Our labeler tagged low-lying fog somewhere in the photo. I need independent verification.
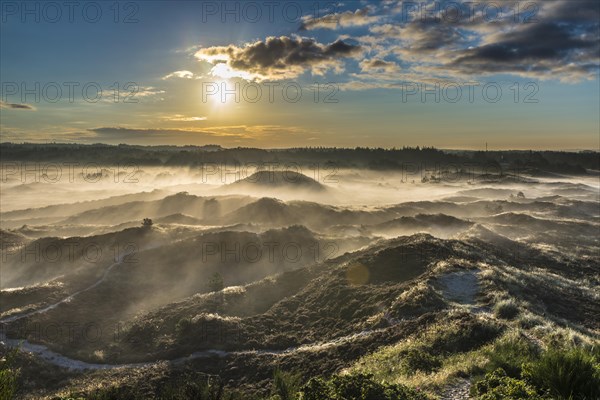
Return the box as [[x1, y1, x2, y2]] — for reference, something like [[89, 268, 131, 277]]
[[2, 165, 598, 212], [1, 166, 598, 290], [1, 163, 598, 374]]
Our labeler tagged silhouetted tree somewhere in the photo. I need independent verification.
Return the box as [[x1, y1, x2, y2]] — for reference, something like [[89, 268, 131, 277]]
[[142, 218, 153, 227]]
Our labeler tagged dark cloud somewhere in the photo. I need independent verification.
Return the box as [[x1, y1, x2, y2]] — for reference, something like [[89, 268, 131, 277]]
[[543, 0, 600, 22], [464, 22, 596, 62], [86, 126, 309, 146], [0, 101, 36, 110], [401, 19, 467, 52], [190, 0, 598, 85], [366, 0, 599, 82], [86, 127, 236, 146], [449, 21, 599, 79], [196, 36, 362, 80]]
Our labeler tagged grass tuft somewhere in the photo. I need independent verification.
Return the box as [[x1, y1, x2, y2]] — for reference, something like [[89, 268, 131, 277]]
[[493, 299, 520, 320]]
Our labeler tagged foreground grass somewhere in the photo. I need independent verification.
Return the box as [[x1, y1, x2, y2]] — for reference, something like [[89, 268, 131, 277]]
[[349, 311, 502, 391], [9, 315, 599, 400], [51, 342, 599, 400], [0, 347, 19, 400], [54, 372, 432, 400], [349, 314, 599, 400]]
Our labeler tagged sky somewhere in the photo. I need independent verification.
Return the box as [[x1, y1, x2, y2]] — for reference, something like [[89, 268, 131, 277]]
[[1, 0, 599, 150]]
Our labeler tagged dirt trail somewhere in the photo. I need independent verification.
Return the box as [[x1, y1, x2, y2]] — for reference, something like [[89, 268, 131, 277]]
[[440, 379, 471, 400], [0, 326, 390, 371]]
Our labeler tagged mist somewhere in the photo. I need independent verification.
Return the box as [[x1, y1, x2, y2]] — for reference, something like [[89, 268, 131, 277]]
[[1, 151, 599, 399]]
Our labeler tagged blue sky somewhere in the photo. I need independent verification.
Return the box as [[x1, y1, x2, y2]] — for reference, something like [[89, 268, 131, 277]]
[[1, 0, 599, 149]]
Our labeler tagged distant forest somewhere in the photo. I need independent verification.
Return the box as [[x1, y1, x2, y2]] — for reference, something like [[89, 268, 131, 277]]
[[1, 143, 598, 173]]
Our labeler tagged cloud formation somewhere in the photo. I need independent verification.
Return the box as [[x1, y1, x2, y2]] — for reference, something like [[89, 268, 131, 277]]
[[195, 36, 362, 80], [86, 125, 311, 146], [162, 70, 196, 80], [359, 59, 400, 73], [162, 114, 207, 122], [0, 101, 36, 110], [300, 7, 380, 30], [356, 0, 599, 85], [448, 21, 599, 81], [186, 0, 598, 88]]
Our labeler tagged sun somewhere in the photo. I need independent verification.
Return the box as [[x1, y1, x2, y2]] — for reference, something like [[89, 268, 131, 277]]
[[201, 65, 260, 114], [202, 78, 235, 110], [210, 63, 255, 81]]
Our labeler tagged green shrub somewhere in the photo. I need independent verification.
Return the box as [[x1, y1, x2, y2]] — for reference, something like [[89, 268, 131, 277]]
[[79, 375, 229, 400], [300, 377, 331, 400], [474, 368, 542, 400], [272, 369, 302, 400], [0, 347, 19, 400], [159, 377, 224, 400], [398, 348, 441, 375], [523, 346, 600, 399], [428, 317, 502, 354], [175, 318, 193, 336], [483, 333, 538, 377], [494, 300, 520, 320], [299, 373, 430, 400]]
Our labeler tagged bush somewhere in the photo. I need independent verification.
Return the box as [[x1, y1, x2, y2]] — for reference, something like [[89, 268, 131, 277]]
[[300, 377, 331, 400], [0, 347, 19, 400], [272, 369, 302, 400], [80, 373, 229, 400], [523, 346, 600, 399], [494, 300, 520, 320], [142, 218, 153, 227], [483, 333, 538, 377], [428, 317, 502, 354], [398, 348, 441, 375], [299, 373, 431, 400], [474, 368, 542, 400], [176, 318, 193, 336]]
